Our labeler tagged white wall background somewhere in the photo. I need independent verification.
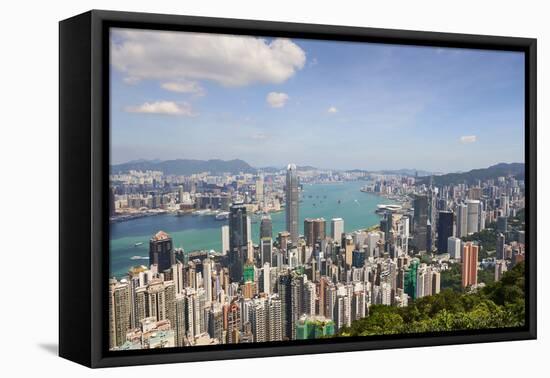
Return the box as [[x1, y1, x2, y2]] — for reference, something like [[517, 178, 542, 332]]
[[0, 0, 546, 375]]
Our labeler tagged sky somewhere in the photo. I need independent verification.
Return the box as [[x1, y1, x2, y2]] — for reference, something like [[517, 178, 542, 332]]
[[110, 28, 525, 173]]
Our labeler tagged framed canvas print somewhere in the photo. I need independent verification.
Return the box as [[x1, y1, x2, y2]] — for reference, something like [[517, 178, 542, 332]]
[[59, 10, 537, 368]]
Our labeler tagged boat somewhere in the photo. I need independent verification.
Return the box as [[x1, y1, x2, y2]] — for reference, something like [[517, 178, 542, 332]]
[[130, 256, 149, 260], [215, 211, 230, 220], [134, 242, 143, 247]]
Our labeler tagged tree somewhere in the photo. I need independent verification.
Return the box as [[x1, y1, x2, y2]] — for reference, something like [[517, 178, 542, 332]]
[[335, 262, 525, 338]]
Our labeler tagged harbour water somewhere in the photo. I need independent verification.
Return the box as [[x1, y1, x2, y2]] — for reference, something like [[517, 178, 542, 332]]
[[110, 181, 393, 278]]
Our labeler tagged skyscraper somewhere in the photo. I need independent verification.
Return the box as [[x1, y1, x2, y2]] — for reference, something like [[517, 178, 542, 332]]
[[413, 194, 428, 252], [260, 215, 273, 265], [304, 217, 326, 247], [260, 215, 273, 239], [226, 301, 241, 344], [267, 296, 283, 342], [461, 242, 479, 288], [466, 200, 480, 235], [221, 225, 230, 255], [229, 202, 249, 282], [255, 175, 264, 205], [278, 273, 292, 339], [404, 259, 419, 300], [109, 279, 130, 348], [447, 236, 462, 260], [285, 164, 299, 244], [456, 202, 468, 238], [330, 218, 344, 242], [203, 258, 213, 303], [149, 231, 175, 272], [260, 237, 273, 266], [262, 263, 271, 295], [436, 211, 454, 253]]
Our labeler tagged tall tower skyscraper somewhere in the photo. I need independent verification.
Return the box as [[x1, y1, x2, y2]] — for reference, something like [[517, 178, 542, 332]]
[[447, 236, 462, 260], [330, 218, 344, 242], [149, 231, 175, 272], [229, 202, 249, 282], [285, 164, 299, 244], [413, 194, 428, 252], [260, 215, 273, 239], [260, 214, 273, 266], [456, 202, 468, 238], [203, 258, 213, 303], [255, 175, 264, 205], [461, 242, 479, 288], [436, 211, 454, 253], [466, 199, 481, 235]]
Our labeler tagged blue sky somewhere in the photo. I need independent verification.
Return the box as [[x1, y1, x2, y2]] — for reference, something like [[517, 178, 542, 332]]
[[110, 28, 525, 172]]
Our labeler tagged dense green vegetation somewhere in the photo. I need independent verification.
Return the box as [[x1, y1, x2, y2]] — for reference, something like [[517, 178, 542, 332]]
[[478, 266, 495, 286], [337, 262, 525, 337], [441, 263, 494, 291], [461, 228, 497, 258], [440, 264, 463, 292]]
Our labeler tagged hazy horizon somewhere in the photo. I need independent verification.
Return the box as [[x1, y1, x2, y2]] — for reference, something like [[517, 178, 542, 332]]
[[110, 156, 525, 175]]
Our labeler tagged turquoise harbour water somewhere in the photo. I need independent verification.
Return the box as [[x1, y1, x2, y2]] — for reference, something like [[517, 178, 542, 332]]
[[110, 181, 392, 278]]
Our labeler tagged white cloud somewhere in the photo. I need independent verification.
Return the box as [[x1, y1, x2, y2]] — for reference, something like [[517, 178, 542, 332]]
[[460, 135, 477, 144], [111, 29, 306, 87], [125, 101, 195, 116], [251, 132, 269, 141], [327, 106, 338, 114], [266, 92, 289, 108], [161, 81, 205, 96]]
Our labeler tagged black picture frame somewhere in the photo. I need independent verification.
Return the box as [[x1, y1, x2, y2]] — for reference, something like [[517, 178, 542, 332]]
[[59, 9, 537, 368]]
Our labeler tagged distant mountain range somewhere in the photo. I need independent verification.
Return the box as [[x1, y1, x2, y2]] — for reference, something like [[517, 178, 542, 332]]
[[110, 159, 524, 183], [346, 168, 439, 177], [418, 163, 525, 186], [111, 159, 256, 175]]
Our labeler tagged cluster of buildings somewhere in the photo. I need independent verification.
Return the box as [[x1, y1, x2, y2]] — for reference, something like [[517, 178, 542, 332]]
[[109, 164, 526, 350], [109, 169, 285, 220]]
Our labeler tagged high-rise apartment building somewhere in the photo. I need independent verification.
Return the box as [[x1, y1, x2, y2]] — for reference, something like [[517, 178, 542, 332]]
[[461, 242, 479, 288], [109, 279, 130, 348]]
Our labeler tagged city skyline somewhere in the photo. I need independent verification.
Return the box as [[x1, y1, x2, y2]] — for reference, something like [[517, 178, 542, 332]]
[[110, 29, 525, 172], [109, 162, 526, 350], [111, 157, 524, 176], [108, 28, 527, 352]]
